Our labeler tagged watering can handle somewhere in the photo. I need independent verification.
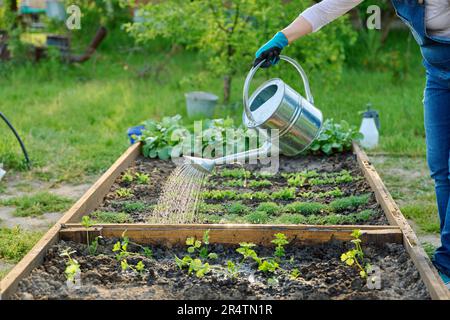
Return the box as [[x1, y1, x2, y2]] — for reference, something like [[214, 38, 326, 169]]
[[243, 55, 314, 125]]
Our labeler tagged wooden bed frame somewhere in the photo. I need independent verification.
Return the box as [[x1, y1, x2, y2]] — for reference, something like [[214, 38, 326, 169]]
[[1, 142, 448, 300]]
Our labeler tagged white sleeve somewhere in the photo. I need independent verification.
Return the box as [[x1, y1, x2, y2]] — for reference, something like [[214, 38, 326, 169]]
[[300, 0, 363, 32]]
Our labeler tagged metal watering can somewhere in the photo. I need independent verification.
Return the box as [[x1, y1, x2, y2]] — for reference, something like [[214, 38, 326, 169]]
[[185, 55, 323, 173]]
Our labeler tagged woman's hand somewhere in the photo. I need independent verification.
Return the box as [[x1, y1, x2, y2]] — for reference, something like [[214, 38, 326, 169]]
[[253, 32, 288, 68]]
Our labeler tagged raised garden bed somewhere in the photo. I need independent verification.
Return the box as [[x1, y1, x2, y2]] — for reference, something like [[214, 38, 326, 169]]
[[1, 143, 449, 300], [11, 227, 429, 300], [92, 151, 387, 225]]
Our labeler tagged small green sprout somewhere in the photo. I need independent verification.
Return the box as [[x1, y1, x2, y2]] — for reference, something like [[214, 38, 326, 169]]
[[116, 188, 133, 198], [88, 236, 102, 255], [340, 229, 370, 278], [112, 233, 147, 275], [226, 260, 239, 279], [60, 248, 80, 284], [81, 216, 94, 252], [271, 233, 289, 260], [258, 259, 279, 273], [290, 268, 300, 279], [248, 180, 272, 188], [135, 172, 150, 184], [256, 202, 280, 215], [236, 242, 260, 264], [121, 170, 134, 183]]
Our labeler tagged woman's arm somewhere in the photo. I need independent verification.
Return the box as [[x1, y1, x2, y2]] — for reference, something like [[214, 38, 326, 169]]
[[254, 0, 363, 67], [283, 0, 363, 43]]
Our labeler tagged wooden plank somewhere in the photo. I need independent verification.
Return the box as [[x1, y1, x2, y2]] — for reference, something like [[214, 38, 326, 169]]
[[353, 142, 450, 300], [0, 143, 141, 300], [59, 224, 403, 246]]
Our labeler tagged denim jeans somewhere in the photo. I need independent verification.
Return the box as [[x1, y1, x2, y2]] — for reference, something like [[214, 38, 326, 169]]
[[425, 74, 450, 276]]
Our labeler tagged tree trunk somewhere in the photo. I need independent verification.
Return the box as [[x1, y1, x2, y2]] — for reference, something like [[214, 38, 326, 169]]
[[223, 75, 231, 105]]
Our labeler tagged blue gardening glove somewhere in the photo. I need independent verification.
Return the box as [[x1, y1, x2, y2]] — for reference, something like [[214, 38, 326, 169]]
[[254, 32, 288, 68]]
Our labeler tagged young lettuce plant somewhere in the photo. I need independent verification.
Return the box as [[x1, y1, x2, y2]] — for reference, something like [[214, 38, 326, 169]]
[[271, 233, 289, 261], [135, 172, 150, 184], [341, 229, 370, 278], [60, 248, 80, 284], [112, 233, 149, 275], [175, 230, 217, 278]]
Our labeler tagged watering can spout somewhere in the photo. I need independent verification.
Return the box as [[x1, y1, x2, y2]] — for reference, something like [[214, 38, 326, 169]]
[[184, 141, 273, 174], [184, 156, 216, 174]]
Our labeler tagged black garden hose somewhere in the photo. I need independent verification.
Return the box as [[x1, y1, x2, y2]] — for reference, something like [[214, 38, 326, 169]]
[[0, 111, 31, 169]]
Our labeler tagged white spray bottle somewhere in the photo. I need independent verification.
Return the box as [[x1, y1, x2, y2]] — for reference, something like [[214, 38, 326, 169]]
[[359, 104, 380, 149]]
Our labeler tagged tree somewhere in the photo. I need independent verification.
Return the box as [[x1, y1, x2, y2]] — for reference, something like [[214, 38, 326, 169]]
[[124, 0, 356, 104]]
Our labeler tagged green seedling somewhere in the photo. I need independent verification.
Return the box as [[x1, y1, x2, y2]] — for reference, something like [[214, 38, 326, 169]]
[[175, 255, 211, 278], [240, 191, 270, 201], [116, 188, 133, 198], [256, 202, 280, 215], [135, 172, 150, 184], [88, 236, 102, 255], [122, 201, 147, 213], [287, 175, 307, 187], [226, 202, 249, 215], [244, 211, 269, 224], [226, 260, 239, 279], [81, 216, 94, 252], [121, 170, 134, 183], [258, 259, 279, 273], [91, 211, 131, 223], [329, 194, 370, 212], [60, 248, 80, 284], [198, 202, 224, 214], [271, 233, 289, 260], [222, 179, 244, 188], [112, 233, 148, 275], [220, 168, 251, 179], [340, 229, 370, 278], [201, 190, 237, 200], [236, 242, 260, 264], [175, 230, 215, 278], [290, 268, 300, 279], [272, 188, 296, 200], [283, 201, 328, 215], [255, 171, 275, 179], [248, 180, 272, 188]]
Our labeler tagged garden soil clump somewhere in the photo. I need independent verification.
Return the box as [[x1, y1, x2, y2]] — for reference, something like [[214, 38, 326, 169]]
[[13, 239, 430, 300], [93, 152, 388, 225]]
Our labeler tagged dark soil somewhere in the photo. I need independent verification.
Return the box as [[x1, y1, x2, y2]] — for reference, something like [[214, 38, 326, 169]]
[[93, 152, 387, 225], [13, 239, 430, 300]]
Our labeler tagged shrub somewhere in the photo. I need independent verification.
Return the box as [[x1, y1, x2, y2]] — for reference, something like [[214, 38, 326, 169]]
[[256, 202, 280, 215], [244, 211, 269, 224], [329, 194, 370, 212], [124, 0, 356, 103]]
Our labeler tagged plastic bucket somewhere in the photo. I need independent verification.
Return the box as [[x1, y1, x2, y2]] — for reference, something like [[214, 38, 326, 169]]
[[185, 91, 218, 119]]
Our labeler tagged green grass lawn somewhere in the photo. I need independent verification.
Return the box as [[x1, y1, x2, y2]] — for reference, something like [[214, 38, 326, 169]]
[[0, 30, 426, 184]]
